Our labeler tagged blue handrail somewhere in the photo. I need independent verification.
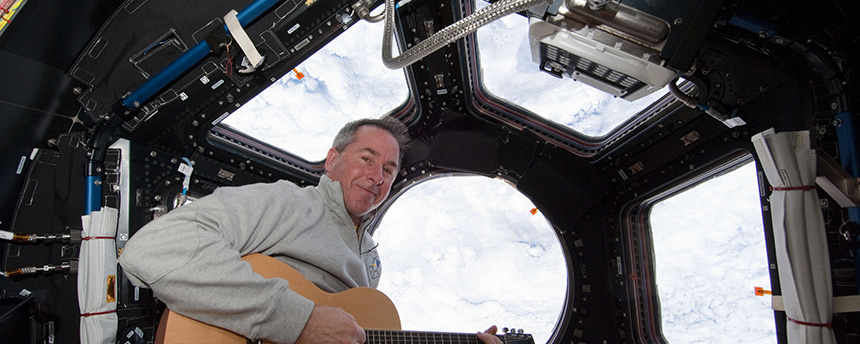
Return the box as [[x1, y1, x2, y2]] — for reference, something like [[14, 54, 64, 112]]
[[121, 0, 280, 110]]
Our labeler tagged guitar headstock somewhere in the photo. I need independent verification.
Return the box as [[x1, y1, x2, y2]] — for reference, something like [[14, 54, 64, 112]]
[[500, 327, 535, 344]]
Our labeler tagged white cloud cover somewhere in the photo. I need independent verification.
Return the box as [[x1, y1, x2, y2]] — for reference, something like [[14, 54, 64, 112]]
[[475, 3, 668, 137], [375, 176, 566, 344], [224, 20, 409, 161], [651, 163, 776, 343]]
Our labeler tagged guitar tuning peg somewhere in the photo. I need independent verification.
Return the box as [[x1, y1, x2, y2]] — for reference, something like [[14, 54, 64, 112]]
[[502, 327, 509, 333], [517, 329, 524, 335]]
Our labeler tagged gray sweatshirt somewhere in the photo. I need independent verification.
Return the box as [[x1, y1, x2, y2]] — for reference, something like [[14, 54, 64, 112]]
[[119, 175, 381, 344]]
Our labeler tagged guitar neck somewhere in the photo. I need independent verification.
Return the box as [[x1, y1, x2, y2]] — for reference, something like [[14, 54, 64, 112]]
[[366, 329, 534, 344]]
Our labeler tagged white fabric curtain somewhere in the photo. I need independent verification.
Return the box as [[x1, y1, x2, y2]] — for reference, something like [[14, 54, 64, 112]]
[[78, 207, 119, 344], [751, 129, 835, 344]]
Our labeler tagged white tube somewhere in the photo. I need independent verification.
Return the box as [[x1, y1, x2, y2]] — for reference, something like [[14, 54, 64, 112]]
[[78, 207, 119, 344]]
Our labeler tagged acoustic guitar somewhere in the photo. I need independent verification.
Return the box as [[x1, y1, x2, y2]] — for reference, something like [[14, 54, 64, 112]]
[[155, 253, 535, 344]]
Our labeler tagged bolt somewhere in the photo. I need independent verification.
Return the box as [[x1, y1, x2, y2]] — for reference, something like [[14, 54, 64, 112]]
[[150, 151, 157, 157], [72, 87, 84, 95], [674, 17, 683, 26], [759, 84, 768, 93], [154, 194, 162, 201], [737, 98, 746, 106], [833, 119, 843, 127], [714, 82, 722, 89]]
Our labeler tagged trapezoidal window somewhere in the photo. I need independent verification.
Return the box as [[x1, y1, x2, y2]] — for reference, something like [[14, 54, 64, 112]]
[[374, 175, 567, 344], [650, 162, 776, 343], [474, 0, 668, 138], [218, 19, 409, 162]]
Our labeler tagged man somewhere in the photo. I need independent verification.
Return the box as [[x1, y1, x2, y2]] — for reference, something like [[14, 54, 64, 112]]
[[120, 117, 503, 344]]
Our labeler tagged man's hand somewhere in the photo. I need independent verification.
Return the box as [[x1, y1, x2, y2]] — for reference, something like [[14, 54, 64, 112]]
[[476, 325, 504, 344], [295, 305, 366, 344]]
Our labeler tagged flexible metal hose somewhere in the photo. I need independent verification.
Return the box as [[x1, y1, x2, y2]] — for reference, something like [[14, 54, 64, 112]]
[[382, 0, 552, 69]]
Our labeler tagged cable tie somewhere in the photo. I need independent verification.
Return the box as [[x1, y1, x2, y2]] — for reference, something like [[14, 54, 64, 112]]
[[80, 310, 117, 317], [81, 236, 115, 241], [786, 316, 833, 329], [769, 185, 816, 191]]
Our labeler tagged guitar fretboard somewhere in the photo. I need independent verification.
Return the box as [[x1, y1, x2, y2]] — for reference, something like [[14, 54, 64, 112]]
[[366, 329, 531, 344]]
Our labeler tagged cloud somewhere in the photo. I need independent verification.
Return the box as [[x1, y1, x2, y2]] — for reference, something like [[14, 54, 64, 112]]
[[651, 163, 776, 344], [475, 4, 671, 137], [375, 176, 566, 344], [223, 20, 408, 161]]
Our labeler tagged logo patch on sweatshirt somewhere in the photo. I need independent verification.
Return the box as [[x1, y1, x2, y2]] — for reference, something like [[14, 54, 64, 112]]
[[366, 250, 381, 279]]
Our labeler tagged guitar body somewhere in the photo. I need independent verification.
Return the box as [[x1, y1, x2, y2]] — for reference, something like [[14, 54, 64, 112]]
[[155, 254, 401, 344]]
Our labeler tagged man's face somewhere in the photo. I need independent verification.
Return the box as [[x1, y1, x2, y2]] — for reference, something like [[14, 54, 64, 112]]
[[325, 126, 400, 225]]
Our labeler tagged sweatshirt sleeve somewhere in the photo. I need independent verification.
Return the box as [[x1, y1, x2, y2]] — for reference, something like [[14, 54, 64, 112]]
[[119, 182, 314, 344]]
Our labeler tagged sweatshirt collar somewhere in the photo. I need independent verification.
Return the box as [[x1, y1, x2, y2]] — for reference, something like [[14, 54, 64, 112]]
[[319, 175, 375, 232]]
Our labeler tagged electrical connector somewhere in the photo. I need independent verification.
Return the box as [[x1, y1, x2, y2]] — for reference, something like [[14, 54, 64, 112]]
[[1, 261, 78, 278]]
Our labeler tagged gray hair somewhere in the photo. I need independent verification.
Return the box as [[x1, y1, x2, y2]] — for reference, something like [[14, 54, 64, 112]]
[[332, 117, 411, 161]]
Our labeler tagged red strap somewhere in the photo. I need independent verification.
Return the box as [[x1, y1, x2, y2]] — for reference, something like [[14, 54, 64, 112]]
[[787, 316, 833, 329], [1, 4, 10, 23], [770, 185, 816, 191], [80, 310, 116, 317], [82, 236, 115, 240]]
